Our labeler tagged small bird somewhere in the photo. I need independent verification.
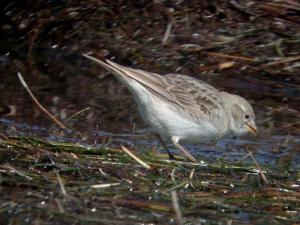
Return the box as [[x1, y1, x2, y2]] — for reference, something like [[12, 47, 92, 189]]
[[83, 54, 257, 162]]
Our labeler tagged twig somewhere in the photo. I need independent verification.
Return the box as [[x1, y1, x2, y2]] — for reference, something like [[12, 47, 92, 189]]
[[56, 172, 67, 196], [171, 190, 183, 225], [17, 72, 67, 129], [121, 145, 151, 170]]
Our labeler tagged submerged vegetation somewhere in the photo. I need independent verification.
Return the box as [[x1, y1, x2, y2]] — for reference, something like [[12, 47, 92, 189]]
[[0, 136, 299, 224]]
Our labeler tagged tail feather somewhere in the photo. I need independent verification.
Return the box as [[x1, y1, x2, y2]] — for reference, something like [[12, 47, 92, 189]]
[[82, 54, 124, 77], [82, 54, 173, 102]]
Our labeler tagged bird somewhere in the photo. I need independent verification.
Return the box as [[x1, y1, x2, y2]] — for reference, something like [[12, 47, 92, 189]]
[[83, 54, 258, 162]]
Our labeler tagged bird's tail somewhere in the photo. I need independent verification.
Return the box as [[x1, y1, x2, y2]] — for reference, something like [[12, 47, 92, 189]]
[[82, 54, 167, 98]]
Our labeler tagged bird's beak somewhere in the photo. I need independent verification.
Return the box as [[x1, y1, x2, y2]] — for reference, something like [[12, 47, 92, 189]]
[[245, 122, 258, 135]]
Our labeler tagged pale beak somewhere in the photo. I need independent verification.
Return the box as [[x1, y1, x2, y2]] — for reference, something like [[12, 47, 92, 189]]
[[245, 122, 258, 135]]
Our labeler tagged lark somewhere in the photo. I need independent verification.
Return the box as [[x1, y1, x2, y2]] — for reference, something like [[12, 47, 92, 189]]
[[83, 54, 257, 162]]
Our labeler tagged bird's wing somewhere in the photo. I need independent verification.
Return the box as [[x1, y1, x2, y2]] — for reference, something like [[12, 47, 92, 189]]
[[163, 73, 225, 122], [83, 54, 225, 122]]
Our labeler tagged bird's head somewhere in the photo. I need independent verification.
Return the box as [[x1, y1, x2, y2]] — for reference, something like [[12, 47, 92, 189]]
[[221, 92, 258, 137]]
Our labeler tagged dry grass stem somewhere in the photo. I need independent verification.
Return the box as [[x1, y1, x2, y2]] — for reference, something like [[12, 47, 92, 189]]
[[162, 22, 172, 45], [56, 172, 67, 196], [68, 107, 90, 119], [171, 190, 183, 225], [92, 183, 120, 189], [205, 51, 257, 62], [3, 164, 33, 180], [121, 145, 151, 170], [265, 55, 300, 66], [245, 150, 269, 184], [17, 72, 68, 129], [54, 198, 65, 212]]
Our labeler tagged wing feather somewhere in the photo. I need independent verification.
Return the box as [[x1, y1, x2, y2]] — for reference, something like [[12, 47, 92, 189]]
[[83, 54, 225, 124]]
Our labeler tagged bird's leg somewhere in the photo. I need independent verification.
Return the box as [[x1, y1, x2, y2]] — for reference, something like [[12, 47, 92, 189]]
[[155, 134, 176, 160], [171, 137, 197, 162]]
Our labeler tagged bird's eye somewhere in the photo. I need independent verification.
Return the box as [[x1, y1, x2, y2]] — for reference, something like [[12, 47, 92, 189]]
[[245, 114, 250, 119]]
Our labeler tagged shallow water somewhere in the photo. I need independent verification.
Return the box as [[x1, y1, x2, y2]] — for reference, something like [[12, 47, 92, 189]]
[[1, 57, 299, 169]]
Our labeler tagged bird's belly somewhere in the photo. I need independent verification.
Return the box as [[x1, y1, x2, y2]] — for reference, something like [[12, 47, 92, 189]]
[[135, 92, 224, 144], [173, 121, 220, 144], [125, 80, 226, 144]]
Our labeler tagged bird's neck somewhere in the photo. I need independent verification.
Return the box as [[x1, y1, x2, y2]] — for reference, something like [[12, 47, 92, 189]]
[[220, 91, 236, 135]]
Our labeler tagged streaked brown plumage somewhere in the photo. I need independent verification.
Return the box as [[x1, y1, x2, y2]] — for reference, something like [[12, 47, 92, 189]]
[[83, 54, 257, 162]]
